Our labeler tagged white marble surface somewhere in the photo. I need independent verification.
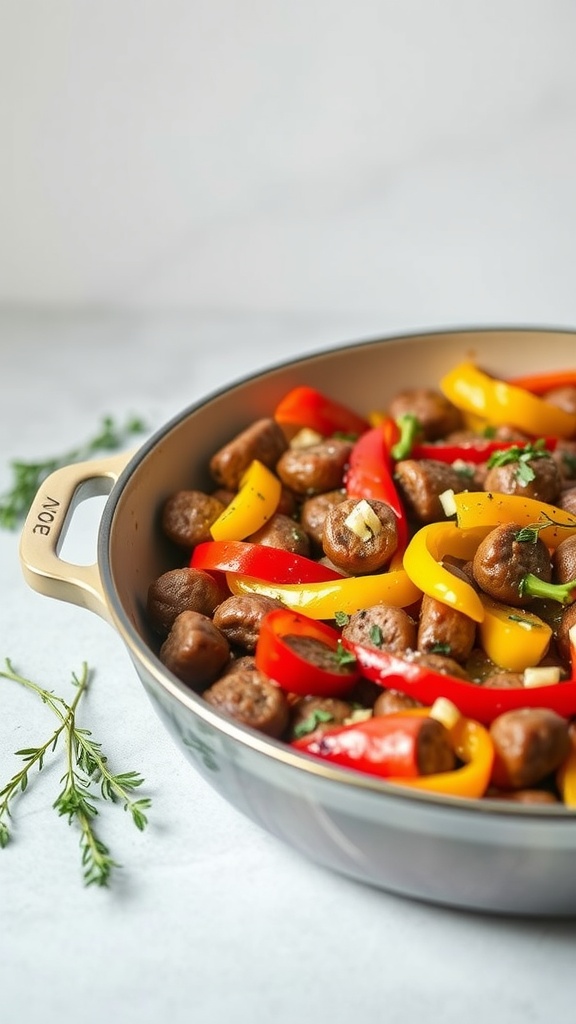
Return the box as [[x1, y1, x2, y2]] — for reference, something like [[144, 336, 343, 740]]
[[3, 1, 576, 1020]]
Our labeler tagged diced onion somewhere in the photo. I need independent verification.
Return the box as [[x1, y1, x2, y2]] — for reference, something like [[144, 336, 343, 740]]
[[439, 489, 457, 517], [343, 708, 373, 726], [289, 428, 324, 449], [523, 666, 561, 688], [429, 696, 461, 730], [344, 499, 382, 542]]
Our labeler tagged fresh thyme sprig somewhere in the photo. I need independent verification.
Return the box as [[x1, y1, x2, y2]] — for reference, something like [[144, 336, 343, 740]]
[[0, 414, 147, 530], [0, 658, 151, 886]]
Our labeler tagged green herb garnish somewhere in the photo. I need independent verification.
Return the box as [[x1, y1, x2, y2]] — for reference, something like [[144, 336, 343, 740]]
[[430, 642, 452, 655], [293, 709, 335, 739], [486, 438, 550, 486], [369, 624, 384, 648], [0, 659, 151, 887], [0, 414, 147, 530], [391, 413, 422, 461], [335, 642, 357, 668], [334, 611, 350, 627]]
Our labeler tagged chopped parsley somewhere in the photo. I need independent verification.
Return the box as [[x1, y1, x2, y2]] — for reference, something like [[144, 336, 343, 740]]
[[335, 642, 357, 668], [486, 439, 550, 486], [293, 708, 335, 739], [369, 624, 384, 648], [334, 611, 350, 627]]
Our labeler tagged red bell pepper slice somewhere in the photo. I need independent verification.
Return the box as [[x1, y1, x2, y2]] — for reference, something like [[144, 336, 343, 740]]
[[509, 369, 576, 396], [343, 639, 576, 725], [344, 423, 408, 550], [191, 540, 344, 584], [410, 437, 557, 465], [292, 713, 432, 778], [274, 386, 370, 437], [255, 608, 358, 697]]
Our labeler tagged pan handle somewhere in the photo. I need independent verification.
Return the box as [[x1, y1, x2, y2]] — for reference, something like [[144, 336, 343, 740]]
[[19, 451, 133, 622]]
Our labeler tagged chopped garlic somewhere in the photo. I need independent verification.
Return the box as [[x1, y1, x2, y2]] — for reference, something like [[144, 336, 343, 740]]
[[343, 708, 373, 726], [344, 499, 382, 542], [439, 488, 457, 517], [289, 427, 324, 449], [429, 696, 461, 730], [523, 666, 561, 688]]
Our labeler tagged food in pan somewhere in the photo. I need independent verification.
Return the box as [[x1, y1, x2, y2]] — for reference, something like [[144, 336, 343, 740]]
[[146, 361, 576, 806]]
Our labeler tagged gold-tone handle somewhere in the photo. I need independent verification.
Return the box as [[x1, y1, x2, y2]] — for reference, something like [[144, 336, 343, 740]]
[[19, 450, 133, 622]]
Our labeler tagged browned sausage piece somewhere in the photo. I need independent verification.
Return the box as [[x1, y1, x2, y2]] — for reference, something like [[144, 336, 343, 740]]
[[387, 388, 464, 441], [300, 489, 347, 552], [555, 601, 576, 664], [341, 604, 417, 653], [247, 513, 311, 556], [482, 672, 525, 689], [402, 650, 471, 680], [483, 452, 562, 505], [162, 490, 226, 549], [444, 426, 529, 445], [203, 668, 290, 737], [221, 654, 257, 675], [209, 418, 288, 491], [552, 535, 576, 584], [147, 567, 224, 635], [552, 441, 576, 484], [159, 611, 230, 690], [213, 594, 285, 652], [472, 523, 552, 606], [417, 594, 476, 664], [489, 707, 570, 789], [322, 497, 398, 574], [276, 438, 353, 496], [288, 695, 354, 740], [373, 689, 423, 715], [413, 718, 457, 775], [558, 486, 576, 518], [394, 459, 467, 524]]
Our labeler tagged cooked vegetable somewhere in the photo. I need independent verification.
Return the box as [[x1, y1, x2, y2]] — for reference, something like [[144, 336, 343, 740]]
[[273, 385, 369, 437], [449, 490, 576, 547], [210, 459, 282, 541], [225, 563, 421, 618], [191, 539, 344, 584], [254, 608, 358, 697], [344, 423, 409, 549], [343, 639, 576, 725], [411, 437, 557, 465], [402, 522, 488, 622], [440, 361, 576, 438]]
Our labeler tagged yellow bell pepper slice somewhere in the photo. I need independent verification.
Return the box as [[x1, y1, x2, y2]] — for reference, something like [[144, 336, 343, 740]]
[[478, 595, 552, 672], [210, 459, 281, 541], [450, 491, 576, 549], [440, 361, 576, 439], [402, 522, 489, 622], [225, 567, 422, 619], [387, 706, 494, 799]]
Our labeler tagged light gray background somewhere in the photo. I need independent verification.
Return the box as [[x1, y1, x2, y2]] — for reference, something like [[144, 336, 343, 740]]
[[2, 3, 576, 1022]]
